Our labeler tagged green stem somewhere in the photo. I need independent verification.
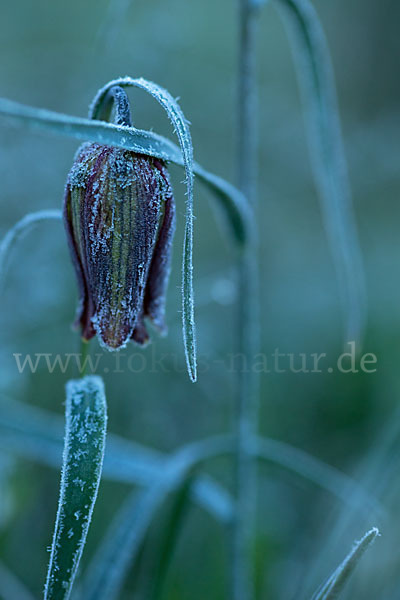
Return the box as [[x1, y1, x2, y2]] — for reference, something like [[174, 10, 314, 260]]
[[232, 1, 261, 599], [238, 0, 259, 201], [79, 339, 90, 377], [95, 85, 133, 127]]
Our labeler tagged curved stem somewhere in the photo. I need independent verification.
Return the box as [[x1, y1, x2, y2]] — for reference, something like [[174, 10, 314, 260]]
[[95, 85, 132, 127], [232, 1, 261, 599], [89, 76, 198, 381], [272, 0, 366, 345], [0, 210, 62, 288], [0, 98, 251, 247]]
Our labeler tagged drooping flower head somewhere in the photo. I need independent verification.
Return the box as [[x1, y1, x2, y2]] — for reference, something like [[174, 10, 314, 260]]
[[63, 86, 176, 350]]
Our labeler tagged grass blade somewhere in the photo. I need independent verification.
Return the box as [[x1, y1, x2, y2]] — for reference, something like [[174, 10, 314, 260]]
[[44, 376, 107, 600], [194, 162, 252, 246], [272, 0, 366, 344], [311, 527, 379, 600], [0, 396, 382, 521], [82, 436, 231, 600], [90, 77, 197, 381], [149, 471, 195, 600], [252, 436, 382, 517], [0, 561, 35, 600], [0, 210, 62, 288], [0, 98, 250, 249], [0, 394, 233, 524]]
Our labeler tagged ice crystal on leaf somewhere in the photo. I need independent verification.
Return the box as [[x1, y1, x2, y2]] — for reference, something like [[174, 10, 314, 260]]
[[64, 142, 176, 351]]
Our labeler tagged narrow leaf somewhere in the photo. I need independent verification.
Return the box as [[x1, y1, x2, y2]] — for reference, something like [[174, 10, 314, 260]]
[[311, 527, 379, 600], [195, 162, 252, 246], [149, 471, 195, 600], [90, 77, 198, 381], [0, 210, 62, 287], [273, 0, 366, 344], [0, 394, 233, 524], [0, 561, 35, 600], [253, 436, 381, 517], [0, 97, 250, 249], [0, 396, 382, 521], [82, 436, 231, 600], [44, 376, 107, 600]]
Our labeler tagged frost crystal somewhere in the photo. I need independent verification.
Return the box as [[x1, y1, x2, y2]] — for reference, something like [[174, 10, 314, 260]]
[[64, 143, 176, 350]]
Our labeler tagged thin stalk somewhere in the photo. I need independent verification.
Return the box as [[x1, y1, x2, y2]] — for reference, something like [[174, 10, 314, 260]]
[[79, 339, 90, 377], [95, 85, 133, 127], [232, 1, 261, 599]]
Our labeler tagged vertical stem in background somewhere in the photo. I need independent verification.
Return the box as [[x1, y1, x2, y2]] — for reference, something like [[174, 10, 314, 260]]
[[233, 0, 260, 599], [238, 0, 258, 201]]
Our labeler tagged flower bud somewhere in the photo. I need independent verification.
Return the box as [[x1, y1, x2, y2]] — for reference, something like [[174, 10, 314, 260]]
[[63, 142, 175, 350]]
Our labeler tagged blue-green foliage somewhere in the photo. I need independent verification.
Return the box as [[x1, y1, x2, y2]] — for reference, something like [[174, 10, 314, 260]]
[[44, 376, 107, 600]]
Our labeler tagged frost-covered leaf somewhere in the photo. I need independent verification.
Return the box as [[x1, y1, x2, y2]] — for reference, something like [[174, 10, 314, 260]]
[[81, 435, 231, 600], [0, 396, 382, 522], [0, 95, 252, 378], [0, 210, 62, 288], [0, 394, 233, 524], [311, 528, 379, 600], [90, 77, 197, 381], [0, 97, 250, 249], [195, 161, 252, 245], [44, 376, 107, 600], [272, 0, 366, 344]]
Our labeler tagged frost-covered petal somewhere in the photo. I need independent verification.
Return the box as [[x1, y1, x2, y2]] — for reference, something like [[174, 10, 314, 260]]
[[143, 186, 176, 333], [63, 142, 175, 350], [64, 185, 96, 340]]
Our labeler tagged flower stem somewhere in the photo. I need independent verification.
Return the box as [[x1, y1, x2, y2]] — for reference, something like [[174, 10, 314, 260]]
[[94, 85, 132, 127], [232, 1, 261, 599], [80, 339, 90, 377]]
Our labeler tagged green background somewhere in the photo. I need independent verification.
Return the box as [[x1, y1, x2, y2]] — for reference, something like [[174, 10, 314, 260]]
[[0, 0, 399, 598]]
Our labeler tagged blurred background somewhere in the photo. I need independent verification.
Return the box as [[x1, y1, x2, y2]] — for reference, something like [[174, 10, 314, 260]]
[[0, 0, 399, 598]]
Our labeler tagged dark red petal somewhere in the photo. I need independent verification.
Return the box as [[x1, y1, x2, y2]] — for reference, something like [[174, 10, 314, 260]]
[[131, 315, 150, 346], [83, 152, 163, 349], [63, 185, 95, 340], [64, 145, 174, 351], [143, 175, 176, 333]]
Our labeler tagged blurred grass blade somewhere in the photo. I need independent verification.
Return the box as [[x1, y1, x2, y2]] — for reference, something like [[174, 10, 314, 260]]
[[44, 376, 107, 600], [91, 77, 197, 381], [0, 561, 35, 600], [0, 210, 61, 287], [299, 406, 399, 596], [0, 396, 382, 520], [273, 0, 366, 344], [194, 163, 253, 246], [150, 472, 195, 600], [0, 394, 233, 524], [253, 436, 382, 517], [95, 0, 132, 50], [311, 527, 379, 600], [0, 97, 250, 249], [82, 436, 231, 600]]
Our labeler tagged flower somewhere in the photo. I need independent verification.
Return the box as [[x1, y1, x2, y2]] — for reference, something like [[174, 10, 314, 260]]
[[63, 141, 175, 350]]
